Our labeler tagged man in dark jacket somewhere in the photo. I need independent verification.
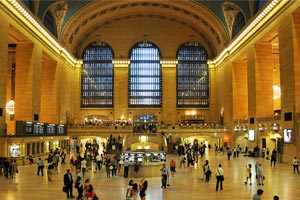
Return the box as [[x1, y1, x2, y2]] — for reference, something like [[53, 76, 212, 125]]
[[63, 169, 75, 198]]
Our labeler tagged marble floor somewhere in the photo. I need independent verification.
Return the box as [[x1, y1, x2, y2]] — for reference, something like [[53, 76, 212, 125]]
[[0, 151, 299, 200]]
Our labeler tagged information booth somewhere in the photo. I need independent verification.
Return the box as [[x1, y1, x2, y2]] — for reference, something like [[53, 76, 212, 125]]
[[120, 150, 166, 177]]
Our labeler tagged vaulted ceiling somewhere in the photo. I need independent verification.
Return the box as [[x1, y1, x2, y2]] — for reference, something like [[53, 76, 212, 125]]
[[33, 0, 254, 59]]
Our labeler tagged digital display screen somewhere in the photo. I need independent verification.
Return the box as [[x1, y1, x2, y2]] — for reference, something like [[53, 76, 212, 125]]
[[46, 124, 56, 134], [16, 121, 67, 136], [25, 122, 33, 134], [284, 129, 292, 143], [248, 130, 255, 141], [33, 123, 45, 134], [57, 125, 65, 134]]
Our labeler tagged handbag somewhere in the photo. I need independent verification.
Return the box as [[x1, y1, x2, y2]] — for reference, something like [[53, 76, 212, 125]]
[[75, 182, 80, 189], [220, 175, 224, 181], [62, 186, 68, 193], [93, 194, 99, 200], [217, 168, 224, 181]]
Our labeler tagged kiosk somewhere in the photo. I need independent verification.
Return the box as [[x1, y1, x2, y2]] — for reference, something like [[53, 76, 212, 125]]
[[120, 150, 166, 177]]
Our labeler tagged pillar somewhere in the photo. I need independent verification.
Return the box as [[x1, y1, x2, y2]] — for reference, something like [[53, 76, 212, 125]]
[[161, 59, 177, 124], [113, 59, 130, 121], [0, 16, 9, 136]]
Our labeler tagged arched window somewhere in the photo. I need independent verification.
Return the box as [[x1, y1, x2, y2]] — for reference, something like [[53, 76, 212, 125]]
[[128, 41, 162, 107], [22, 0, 35, 13], [43, 10, 57, 37], [177, 41, 209, 107], [81, 41, 114, 107], [254, 0, 268, 14], [232, 11, 246, 38]]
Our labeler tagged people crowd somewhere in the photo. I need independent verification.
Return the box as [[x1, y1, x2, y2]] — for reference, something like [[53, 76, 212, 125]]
[[2, 138, 287, 200]]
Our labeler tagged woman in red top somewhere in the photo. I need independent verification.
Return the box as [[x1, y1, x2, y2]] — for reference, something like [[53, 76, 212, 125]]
[[170, 159, 176, 176], [85, 184, 95, 200]]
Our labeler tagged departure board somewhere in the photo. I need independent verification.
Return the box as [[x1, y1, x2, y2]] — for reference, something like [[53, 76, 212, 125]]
[[16, 121, 67, 136]]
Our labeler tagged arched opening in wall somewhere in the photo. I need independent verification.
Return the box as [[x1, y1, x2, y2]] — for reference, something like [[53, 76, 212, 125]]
[[43, 10, 57, 37], [128, 41, 162, 107], [176, 41, 209, 108], [231, 11, 246, 39]]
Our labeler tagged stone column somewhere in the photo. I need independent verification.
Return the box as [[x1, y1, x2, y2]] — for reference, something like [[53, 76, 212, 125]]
[[113, 59, 130, 121], [0, 17, 9, 137], [161, 59, 177, 125]]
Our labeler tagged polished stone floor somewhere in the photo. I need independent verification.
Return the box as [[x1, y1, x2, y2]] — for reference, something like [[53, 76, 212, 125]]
[[0, 150, 299, 200]]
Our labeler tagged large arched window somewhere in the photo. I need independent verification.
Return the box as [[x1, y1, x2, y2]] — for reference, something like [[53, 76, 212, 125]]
[[43, 10, 57, 37], [177, 41, 209, 107], [81, 41, 114, 107], [232, 11, 246, 38], [128, 41, 162, 107]]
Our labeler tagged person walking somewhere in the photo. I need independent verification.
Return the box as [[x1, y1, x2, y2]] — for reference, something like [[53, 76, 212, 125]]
[[47, 162, 54, 181], [293, 156, 299, 173], [95, 153, 103, 172], [37, 158, 44, 176], [215, 164, 224, 191], [11, 159, 18, 179], [244, 163, 252, 185], [123, 158, 129, 178], [160, 163, 169, 189], [63, 169, 75, 199], [252, 189, 264, 200], [179, 154, 185, 168]]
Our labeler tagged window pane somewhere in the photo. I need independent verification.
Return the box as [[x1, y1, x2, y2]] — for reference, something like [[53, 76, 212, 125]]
[[177, 41, 209, 107], [129, 42, 162, 107], [81, 41, 114, 107]]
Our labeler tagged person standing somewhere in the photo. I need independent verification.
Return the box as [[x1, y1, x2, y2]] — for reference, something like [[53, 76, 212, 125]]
[[252, 189, 264, 200], [63, 169, 75, 199], [215, 164, 224, 191], [139, 178, 148, 200], [81, 158, 87, 178], [134, 158, 140, 178], [257, 163, 264, 186], [293, 156, 299, 173], [124, 158, 129, 178], [160, 163, 169, 189], [270, 149, 277, 167], [125, 180, 134, 199], [37, 158, 44, 176], [75, 169, 83, 200], [169, 159, 176, 176], [203, 160, 211, 182]]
